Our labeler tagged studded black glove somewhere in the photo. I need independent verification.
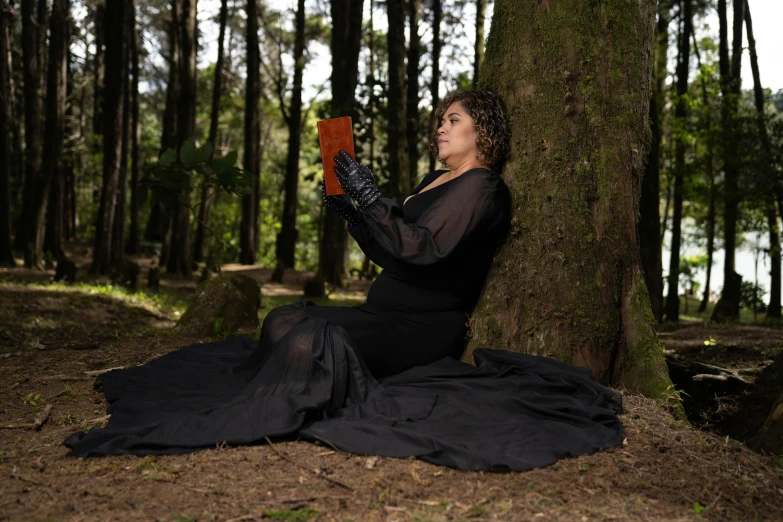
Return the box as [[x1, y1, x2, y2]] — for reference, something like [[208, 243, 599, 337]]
[[321, 182, 358, 226], [333, 150, 382, 208]]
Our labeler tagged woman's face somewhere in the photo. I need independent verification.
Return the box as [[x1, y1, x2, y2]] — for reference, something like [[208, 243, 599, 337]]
[[437, 103, 482, 168]]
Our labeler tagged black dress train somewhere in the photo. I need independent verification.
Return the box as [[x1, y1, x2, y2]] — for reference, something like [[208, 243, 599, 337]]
[[63, 169, 624, 471]]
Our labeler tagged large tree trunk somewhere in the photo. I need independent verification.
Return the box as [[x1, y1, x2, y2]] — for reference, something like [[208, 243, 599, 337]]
[[275, 0, 306, 276], [25, 0, 67, 269], [429, 0, 441, 174], [638, 4, 668, 324], [0, 0, 13, 265], [386, 0, 409, 197], [193, 0, 227, 263], [14, 0, 42, 252], [92, 4, 104, 143], [240, 0, 260, 266], [147, 0, 181, 267], [405, 0, 421, 189], [111, 0, 132, 266], [472, 0, 486, 88], [318, 0, 364, 289], [127, 0, 141, 256], [167, 0, 196, 276], [6, 14, 23, 220], [469, 0, 672, 398], [664, 0, 692, 323], [91, 0, 127, 274], [711, 0, 745, 322], [744, 2, 781, 319]]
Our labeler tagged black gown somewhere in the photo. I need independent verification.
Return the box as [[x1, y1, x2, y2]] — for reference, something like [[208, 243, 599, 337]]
[[63, 168, 624, 471]]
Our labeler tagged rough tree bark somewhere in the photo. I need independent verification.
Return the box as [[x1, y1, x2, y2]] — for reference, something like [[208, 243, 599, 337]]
[[127, 0, 142, 255], [317, 0, 364, 289], [711, 0, 745, 322], [639, 3, 668, 324], [25, 0, 67, 269], [13, 0, 41, 252], [111, 0, 132, 266], [91, 0, 127, 274], [744, 1, 780, 319], [145, 0, 181, 266], [6, 10, 23, 218], [472, 0, 486, 89], [92, 3, 104, 142], [664, 0, 692, 323], [429, 0, 441, 174], [167, 0, 196, 276], [193, 0, 228, 263], [386, 0, 409, 197], [406, 0, 421, 189], [274, 0, 306, 277], [0, 0, 13, 266], [240, 0, 260, 265], [468, 0, 672, 398]]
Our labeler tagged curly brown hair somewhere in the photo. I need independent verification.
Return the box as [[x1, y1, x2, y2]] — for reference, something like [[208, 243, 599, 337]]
[[429, 89, 511, 173]]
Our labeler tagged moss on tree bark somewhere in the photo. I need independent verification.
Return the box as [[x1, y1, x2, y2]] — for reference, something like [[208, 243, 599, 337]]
[[466, 0, 672, 399]]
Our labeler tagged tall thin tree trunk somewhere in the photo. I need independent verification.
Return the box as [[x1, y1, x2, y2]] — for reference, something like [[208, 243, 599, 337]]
[[664, 0, 692, 323], [386, 0, 409, 196], [240, 0, 260, 265], [167, 0, 196, 276], [0, 0, 13, 265], [275, 0, 306, 276], [112, 0, 132, 266], [147, 0, 180, 267], [429, 0, 441, 173], [472, 0, 486, 88], [6, 9, 23, 229], [639, 3, 668, 323], [127, 0, 141, 255], [470, 0, 672, 398], [193, 0, 227, 263], [744, 1, 781, 318], [406, 0, 421, 188], [92, 4, 104, 142], [14, 0, 41, 251], [62, 41, 76, 241], [26, 0, 67, 269], [318, 0, 364, 289], [91, 0, 127, 274], [711, 0, 745, 322], [37, 0, 47, 97]]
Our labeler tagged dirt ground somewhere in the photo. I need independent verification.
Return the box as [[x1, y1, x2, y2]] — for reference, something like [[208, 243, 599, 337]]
[[1, 244, 783, 521]]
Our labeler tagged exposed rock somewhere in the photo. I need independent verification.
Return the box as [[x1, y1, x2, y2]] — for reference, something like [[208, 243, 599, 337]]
[[176, 279, 248, 337], [227, 273, 261, 329]]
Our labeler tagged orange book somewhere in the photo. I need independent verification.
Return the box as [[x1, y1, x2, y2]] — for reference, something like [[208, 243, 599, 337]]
[[317, 116, 355, 196]]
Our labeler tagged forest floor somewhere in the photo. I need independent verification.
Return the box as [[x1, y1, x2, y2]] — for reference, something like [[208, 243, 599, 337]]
[[1, 241, 783, 522]]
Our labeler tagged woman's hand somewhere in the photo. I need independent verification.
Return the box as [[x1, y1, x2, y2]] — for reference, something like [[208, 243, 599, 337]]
[[321, 182, 358, 226], [333, 150, 382, 208]]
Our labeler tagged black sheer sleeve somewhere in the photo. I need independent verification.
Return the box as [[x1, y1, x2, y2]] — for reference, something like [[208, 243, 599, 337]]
[[348, 169, 508, 273]]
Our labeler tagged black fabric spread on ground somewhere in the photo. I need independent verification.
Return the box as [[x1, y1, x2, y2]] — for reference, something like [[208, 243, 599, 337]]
[[63, 169, 625, 471]]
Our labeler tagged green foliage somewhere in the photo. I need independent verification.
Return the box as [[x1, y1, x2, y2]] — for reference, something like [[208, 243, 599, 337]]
[[146, 139, 249, 203], [213, 316, 224, 337], [23, 393, 45, 407], [739, 281, 766, 311]]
